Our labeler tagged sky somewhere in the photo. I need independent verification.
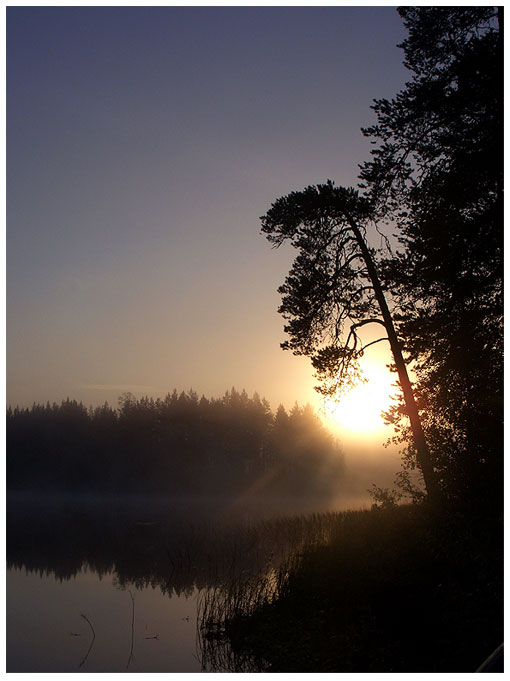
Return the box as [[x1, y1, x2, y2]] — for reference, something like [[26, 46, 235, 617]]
[[7, 6, 409, 442]]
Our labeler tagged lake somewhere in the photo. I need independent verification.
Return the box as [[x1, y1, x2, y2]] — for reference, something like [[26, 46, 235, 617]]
[[7, 491, 364, 672], [7, 566, 200, 673]]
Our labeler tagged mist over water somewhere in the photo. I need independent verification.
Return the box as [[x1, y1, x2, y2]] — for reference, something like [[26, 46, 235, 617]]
[[7, 488, 372, 672], [6, 389, 407, 672]]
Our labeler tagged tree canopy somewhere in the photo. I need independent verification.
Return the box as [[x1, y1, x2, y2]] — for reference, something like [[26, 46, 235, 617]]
[[262, 7, 502, 509], [360, 6, 503, 509], [261, 181, 438, 500]]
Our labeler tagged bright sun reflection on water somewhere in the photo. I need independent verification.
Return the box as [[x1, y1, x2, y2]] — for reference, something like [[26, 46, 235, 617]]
[[324, 363, 398, 435]]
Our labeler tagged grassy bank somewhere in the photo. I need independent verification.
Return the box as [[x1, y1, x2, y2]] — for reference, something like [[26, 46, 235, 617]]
[[200, 504, 503, 672]]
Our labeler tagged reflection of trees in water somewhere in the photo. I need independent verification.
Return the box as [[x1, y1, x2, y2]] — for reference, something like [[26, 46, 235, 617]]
[[7, 495, 339, 598], [6, 495, 348, 672]]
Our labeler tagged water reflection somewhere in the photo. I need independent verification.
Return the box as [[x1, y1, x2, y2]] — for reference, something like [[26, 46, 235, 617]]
[[7, 492, 322, 591], [7, 566, 201, 672], [7, 492, 339, 672]]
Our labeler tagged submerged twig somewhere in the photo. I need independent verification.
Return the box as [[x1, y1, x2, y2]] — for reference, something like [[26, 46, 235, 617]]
[[78, 613, 96, 668], [126, 590, 135, 670]]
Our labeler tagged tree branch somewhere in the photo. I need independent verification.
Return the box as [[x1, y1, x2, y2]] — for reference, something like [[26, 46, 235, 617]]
[[360, 337, 389, 353]]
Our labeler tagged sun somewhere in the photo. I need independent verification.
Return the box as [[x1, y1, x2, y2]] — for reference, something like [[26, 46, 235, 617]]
[[324, 363, 398, 435]]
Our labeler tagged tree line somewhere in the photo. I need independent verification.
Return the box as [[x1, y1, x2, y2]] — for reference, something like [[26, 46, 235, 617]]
[[7, 388, 345, 497]]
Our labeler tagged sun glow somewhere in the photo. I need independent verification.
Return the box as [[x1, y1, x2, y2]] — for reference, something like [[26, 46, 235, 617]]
[[324, 363, 398, 436]]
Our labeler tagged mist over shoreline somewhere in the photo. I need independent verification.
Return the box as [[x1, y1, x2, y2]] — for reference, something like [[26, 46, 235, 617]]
[[7, 388, 404, 509]]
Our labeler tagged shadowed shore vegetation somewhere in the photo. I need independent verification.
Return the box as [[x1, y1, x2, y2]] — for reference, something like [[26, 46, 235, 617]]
[[198, 504, 503, 673]]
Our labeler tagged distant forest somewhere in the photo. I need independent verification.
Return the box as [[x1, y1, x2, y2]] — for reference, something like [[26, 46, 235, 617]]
[[7, 388, 345, 497]]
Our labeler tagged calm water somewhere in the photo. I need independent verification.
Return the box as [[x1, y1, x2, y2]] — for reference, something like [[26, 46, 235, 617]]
[[7, 567, 200, 673], [7, 491, 364, 672]]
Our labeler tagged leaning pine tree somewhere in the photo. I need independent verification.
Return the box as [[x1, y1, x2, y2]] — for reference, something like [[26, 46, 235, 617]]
[[261, 181, 440, 502]]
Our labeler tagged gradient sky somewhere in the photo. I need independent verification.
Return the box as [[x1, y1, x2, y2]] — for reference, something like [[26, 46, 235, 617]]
[[7, 6, 409, 424]]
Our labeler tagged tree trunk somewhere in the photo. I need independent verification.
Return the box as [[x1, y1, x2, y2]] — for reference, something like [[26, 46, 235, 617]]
[[344, 213, 440, 502]]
